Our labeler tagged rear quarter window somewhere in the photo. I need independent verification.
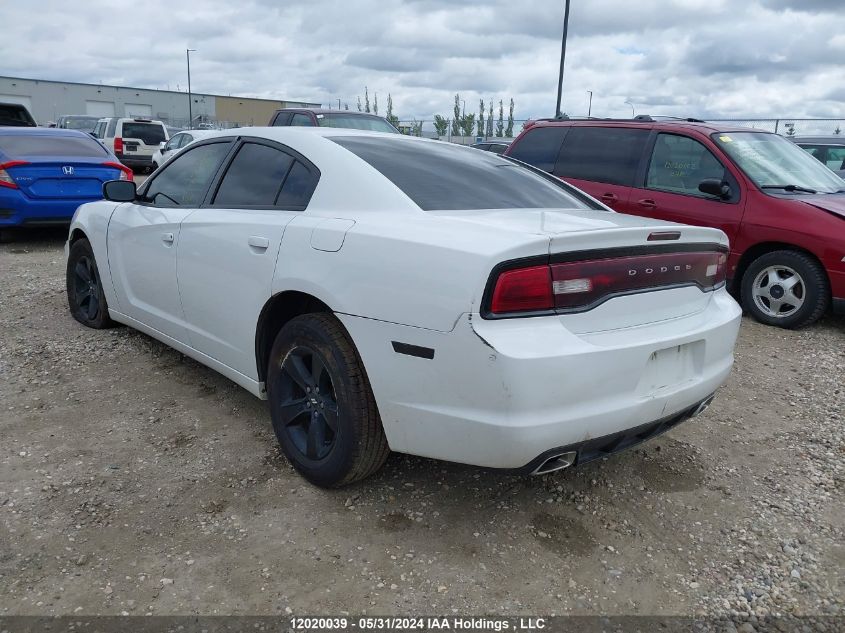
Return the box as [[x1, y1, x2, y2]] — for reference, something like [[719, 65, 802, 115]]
[[0, 134, 108, 157], [555, 127, 649, 186], [508, 126, 568, 172]]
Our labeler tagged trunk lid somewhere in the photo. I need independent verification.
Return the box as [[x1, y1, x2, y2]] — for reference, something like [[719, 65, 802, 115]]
[[7, 158, 122, 199], [436, 208, 730, 332]]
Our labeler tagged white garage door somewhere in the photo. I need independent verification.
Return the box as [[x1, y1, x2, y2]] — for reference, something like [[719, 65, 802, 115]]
[[125, 103, 153, 117], [0, 94, 33, 110], [86, 100, 115, 117]]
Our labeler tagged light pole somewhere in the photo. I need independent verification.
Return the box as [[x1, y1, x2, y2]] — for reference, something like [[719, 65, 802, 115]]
[[587, 90, 593, 118], [186, 49, 196, 128], [337, 98, 341, 109], [624, 100, 635, 118], [555, 0, 572, 118]]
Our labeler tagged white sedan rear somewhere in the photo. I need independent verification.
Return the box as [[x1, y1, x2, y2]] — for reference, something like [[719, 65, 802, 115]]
[[65, 128, 741, 487]]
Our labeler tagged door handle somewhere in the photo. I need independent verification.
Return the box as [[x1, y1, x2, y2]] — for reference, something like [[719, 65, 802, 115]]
[[600, 193, 617, 203], [161, 232, 174, 244], [637, 198, 657, 210], [248, 235, 270, 251]]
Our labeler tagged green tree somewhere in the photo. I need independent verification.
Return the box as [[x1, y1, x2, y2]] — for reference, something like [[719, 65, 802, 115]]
[[433, 115, 449, 137], [356, 96, 362, 112], [344, 103, 349, 111], [412, 120, 423, 137], [486, 101, 494, 137], [364, 87, 371, 113], [385, 94, 400, 128], [496, 100, 504, 137], [460, 113, 476, 137], [373, 93, 379, 116], [505, 98, 515, 137], [477, 99, 485, 137], [451, 94, 461, 137], [835, 125, 841, 135]]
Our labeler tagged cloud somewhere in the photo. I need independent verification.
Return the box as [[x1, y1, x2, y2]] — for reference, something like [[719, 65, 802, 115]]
[[2, 0, 844, 123]]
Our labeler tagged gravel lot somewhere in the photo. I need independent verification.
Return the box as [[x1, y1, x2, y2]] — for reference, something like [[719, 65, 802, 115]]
[[0, 230, 843, 624]]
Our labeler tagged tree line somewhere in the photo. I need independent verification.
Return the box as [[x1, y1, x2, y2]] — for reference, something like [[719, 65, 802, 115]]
[[348, 88, 515, 137]]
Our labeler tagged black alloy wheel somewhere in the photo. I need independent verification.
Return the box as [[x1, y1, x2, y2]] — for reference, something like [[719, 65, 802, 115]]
[[267, 313, 390, 487], [66, 238, 114, 329]]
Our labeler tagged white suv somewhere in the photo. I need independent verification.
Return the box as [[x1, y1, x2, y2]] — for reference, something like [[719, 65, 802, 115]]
[[93, 117, 169, 173]]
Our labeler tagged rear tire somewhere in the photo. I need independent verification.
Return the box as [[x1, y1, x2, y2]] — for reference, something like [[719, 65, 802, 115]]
[[66, 238, 115, 329], [266, 313, 390, 487], [740, 250, 829, 328]]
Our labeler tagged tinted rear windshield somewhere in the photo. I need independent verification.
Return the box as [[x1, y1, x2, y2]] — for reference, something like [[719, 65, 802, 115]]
[[0, 134, 108, 157], [121, 123, 166, 144], [332, 136, 593, 211], [317, 114, 398, 133], [0, 104, 35, 126]]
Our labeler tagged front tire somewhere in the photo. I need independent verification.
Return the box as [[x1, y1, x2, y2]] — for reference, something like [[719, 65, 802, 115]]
[[740, 250, 829, 328], [66, 238, 115, 329], [266, 313, 389, 487]]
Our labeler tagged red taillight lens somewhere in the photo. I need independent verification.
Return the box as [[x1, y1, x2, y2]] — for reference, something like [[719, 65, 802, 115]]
[[0, 160, 29, 189], [488, 250, 727, 316], [550, 251, 727, 311], [103, 161, 133, 182], [490, 265, 553, 314], [113, 137, 123, 154]]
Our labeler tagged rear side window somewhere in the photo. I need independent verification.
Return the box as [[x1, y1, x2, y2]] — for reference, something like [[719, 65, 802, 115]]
[[144, 141, 231, 207], [275, 161, 319, 209], [213, 142, 295, 207], [646, 134, 726, 196], [332, 136, 592, 212], [508, 126, 568, 172], [0, 104, 35, 125], [555, 127, 649, 186], [121, 122, 166, 144], [0, 134, 107, 157], [290, 113, 314, 127]]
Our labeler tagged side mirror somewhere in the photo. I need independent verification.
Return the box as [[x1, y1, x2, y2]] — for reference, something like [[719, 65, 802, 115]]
[[103, 180, 137, 202], [698, 178, 732, 200], [159, 141, 167, 150]]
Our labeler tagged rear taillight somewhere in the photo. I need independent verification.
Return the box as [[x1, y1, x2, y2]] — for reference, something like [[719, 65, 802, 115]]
[[103, 161, 134, 182], [0, 160, 29, 189], [113, 137, 123, 154], [490, 265, 553, 314], [487, 249, 727, 316]]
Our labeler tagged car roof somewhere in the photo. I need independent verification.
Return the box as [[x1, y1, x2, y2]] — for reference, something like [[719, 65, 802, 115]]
[[528, 119, 770, 136], [274, 108, 387, 118], [0, 127, 93, 138]]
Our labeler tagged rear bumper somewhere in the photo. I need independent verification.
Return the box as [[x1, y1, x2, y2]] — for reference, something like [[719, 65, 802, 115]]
[[339, 288, 742, 469], [0, 189, 87, 227], [116, 154, 153, 168]]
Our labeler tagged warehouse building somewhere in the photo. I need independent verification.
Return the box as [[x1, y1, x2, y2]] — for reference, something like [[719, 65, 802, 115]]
[[0, 76, 320, 128]]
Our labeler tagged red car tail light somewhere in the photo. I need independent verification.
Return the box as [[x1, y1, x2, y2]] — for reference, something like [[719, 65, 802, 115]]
[[486, 249, 727, 316], [490, 265, 553, 314], [113, 137, 124, 154], [550, 251, 727, 311], [0, 160, 29, 189], [103, 161, 134, 182]]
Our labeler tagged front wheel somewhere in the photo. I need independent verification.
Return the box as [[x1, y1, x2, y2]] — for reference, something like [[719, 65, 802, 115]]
[[740, 250, 829, 328], [266, 313, 390, 487], [66, 238, 115, 329]]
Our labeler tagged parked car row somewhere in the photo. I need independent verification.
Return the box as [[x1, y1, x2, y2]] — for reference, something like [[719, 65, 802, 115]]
[[505, 118, 845, 328], [793, 135, 845, 178]]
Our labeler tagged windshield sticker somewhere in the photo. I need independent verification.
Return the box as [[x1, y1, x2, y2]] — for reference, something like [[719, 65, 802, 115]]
[[719, 135, 733, 142]]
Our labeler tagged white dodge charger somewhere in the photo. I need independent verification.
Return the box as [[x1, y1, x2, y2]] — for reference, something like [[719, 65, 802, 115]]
[[65, 128, 742, 487]]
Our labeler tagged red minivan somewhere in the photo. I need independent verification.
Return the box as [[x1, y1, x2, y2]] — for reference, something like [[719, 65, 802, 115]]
[[506, 119, 845, 328]]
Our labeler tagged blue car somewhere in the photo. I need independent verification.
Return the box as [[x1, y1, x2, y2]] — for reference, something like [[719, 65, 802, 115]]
[[0, 127, 132, 239]]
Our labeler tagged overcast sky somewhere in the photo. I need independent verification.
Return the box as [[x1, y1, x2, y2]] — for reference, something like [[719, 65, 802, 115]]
[[5, 0, 845, 122]]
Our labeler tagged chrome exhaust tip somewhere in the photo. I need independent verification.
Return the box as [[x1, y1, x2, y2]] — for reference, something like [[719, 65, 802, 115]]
[[691, 394, 715, 418], [531, 451, 577, 476]]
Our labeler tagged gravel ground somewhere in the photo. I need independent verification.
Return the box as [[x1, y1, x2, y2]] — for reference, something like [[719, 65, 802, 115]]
[[0, 230, 843, 625]]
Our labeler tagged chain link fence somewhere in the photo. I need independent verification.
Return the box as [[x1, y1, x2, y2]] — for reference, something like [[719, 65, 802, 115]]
[[701, 118, 844, 137]]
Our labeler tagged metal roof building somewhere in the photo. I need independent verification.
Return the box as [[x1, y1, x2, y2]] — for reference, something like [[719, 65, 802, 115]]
[[0, 76, 320, 128]]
